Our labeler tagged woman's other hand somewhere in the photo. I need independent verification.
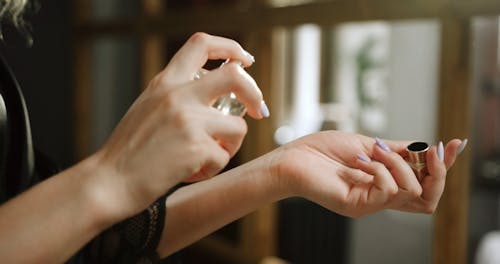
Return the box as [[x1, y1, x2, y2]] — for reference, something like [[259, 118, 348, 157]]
[[272, 130, 464, 217]]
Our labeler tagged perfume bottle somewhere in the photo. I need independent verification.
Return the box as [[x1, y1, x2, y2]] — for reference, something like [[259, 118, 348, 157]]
[[194, 60, 246, 117], [212, 92, 246, 117]]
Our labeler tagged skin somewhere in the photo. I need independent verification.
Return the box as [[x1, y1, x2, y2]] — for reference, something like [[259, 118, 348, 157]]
[[157, 132, 463, 257], [0, 32, 261, 263], [0, 32, 463, 263]]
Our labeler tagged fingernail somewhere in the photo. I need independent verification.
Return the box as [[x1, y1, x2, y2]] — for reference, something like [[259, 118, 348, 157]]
[[438, 141, 444, 161], [375, 137, 391, 152], [233, 60, 243, 68], [357, 154, 371, 162], [456, 138, 468, 155], [261, 100, 270, 118], [244, 50, 255, 63]]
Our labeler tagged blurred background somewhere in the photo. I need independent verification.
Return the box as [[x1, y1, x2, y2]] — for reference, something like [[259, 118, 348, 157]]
[[0, 0, 499, 263]]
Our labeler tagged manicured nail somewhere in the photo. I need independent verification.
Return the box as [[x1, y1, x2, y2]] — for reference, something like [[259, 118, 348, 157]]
[[233, 60, 243, 67], [357, 154, 371, 162], [244, 50, 255, 63], [261, 100, 270, 118], [375, 137, 391, 152], [456, 139, 468, 155], [438, 141, 444, 161]]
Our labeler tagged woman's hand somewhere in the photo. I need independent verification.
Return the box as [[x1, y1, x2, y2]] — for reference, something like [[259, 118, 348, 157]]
[[154, 130, 464, 257], [91, 33, 266, 219], [273, 130, 464, 217]]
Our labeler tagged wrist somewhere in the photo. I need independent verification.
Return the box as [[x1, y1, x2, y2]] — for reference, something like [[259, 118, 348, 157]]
[[265, 147, 298, 200], [268, 145, 310, 199], [75, 153, 133, 229]]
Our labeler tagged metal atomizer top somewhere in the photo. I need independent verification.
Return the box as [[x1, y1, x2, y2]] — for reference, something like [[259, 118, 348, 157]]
[[406, 141, 430, 182]]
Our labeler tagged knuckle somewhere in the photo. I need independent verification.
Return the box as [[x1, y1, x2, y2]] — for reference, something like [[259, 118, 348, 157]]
[[189, 32, 210, 47], [234, 118, 248, 137], [153, 72, 173, 90], [338, 196, 351, 208], [219, 151, 231, 168], [186, 139, 206, 162], [160, 89, 178, 110], [185, 124, 203, 144], [210, 149, 230, 171], [177, 110, 191, 127], [371, 162, 386, 174], [388, 185, 399, 197], [223, 63, 244, 84], [162, 87, 188, 110], [409, 186, 423, 198], [171, 108, 192, 132]]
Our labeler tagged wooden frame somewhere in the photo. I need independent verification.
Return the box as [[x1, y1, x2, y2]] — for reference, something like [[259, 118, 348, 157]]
[[72, 0, 499, 263]]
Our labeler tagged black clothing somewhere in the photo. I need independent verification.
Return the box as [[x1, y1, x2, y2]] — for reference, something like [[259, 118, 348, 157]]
[[0, 54, 34, 201], [0, 55, 179, 263]]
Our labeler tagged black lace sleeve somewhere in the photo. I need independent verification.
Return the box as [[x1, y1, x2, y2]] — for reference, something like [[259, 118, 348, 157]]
[[75, 193, 182, 264], [28, 149, 183, 264], [0, 53, 182, 264], [122, 194, 167, 260]]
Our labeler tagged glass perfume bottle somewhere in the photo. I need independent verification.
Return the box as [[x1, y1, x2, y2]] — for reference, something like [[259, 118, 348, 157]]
[[212, 92, 246, 117], [194, 59, 246, 117]]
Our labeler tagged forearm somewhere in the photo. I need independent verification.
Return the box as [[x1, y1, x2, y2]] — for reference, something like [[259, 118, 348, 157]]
[[157, 151, 290, 257], [0, 155, 117, 263]]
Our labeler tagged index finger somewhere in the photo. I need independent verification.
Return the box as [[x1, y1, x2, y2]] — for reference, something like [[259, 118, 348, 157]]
[[379, 139, 413, 156], [189, 62, 264, 119], [163, 33, 254, 83]]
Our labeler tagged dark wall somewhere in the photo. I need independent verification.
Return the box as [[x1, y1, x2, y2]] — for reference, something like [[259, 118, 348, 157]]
[[0, 0, 74, 167]]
